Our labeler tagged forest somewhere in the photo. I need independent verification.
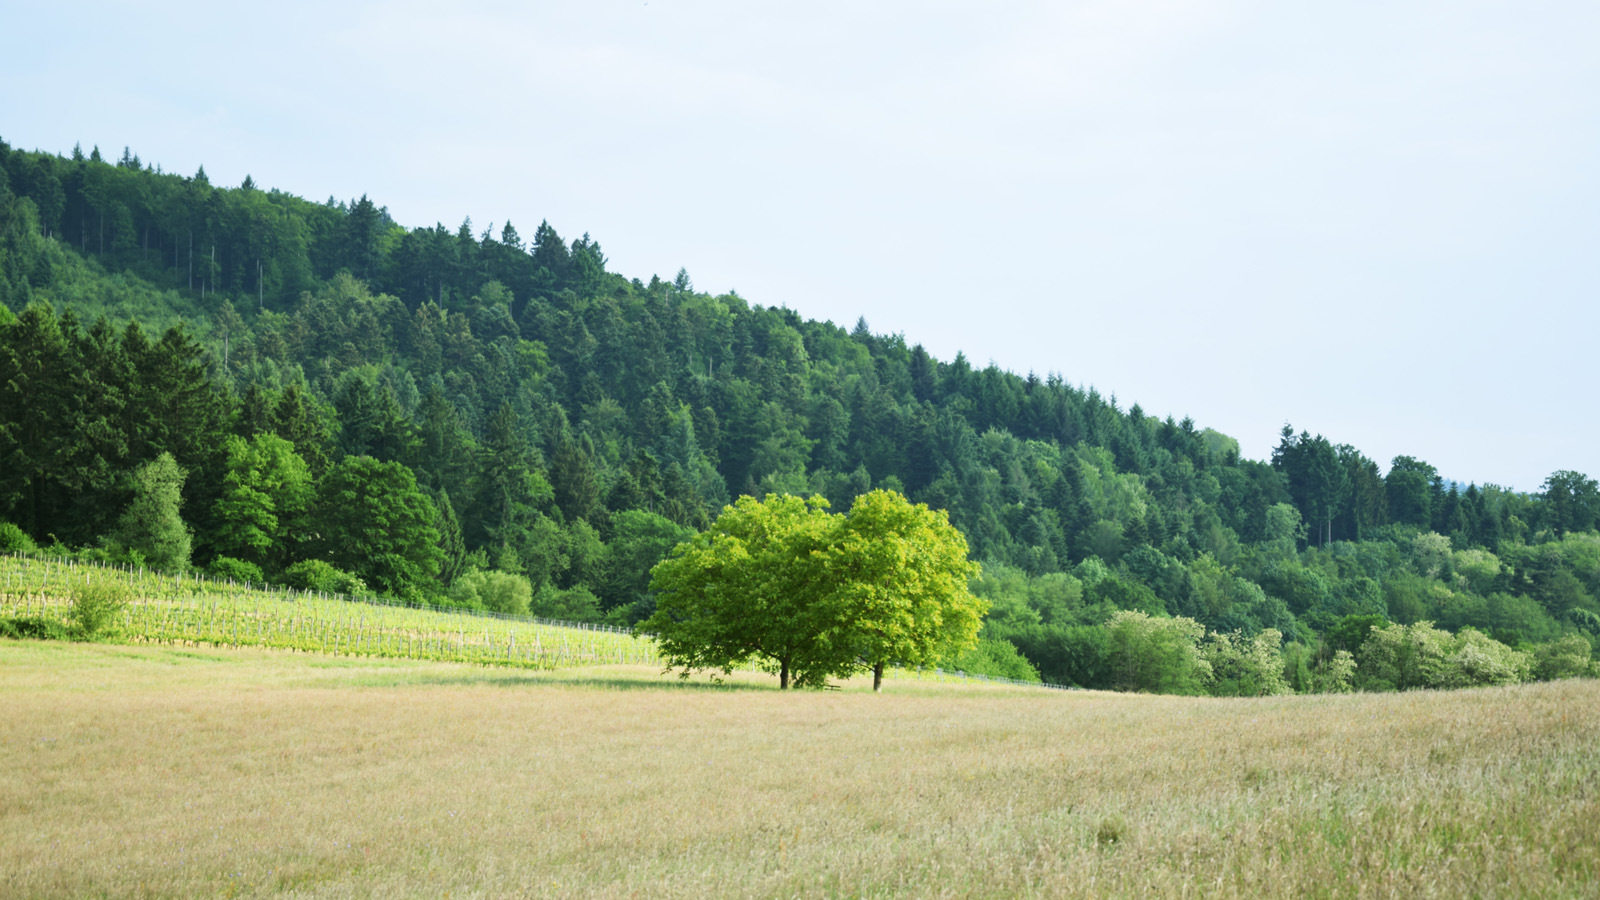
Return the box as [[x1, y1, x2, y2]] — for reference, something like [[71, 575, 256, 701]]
[[1, 138, 1597, 692]]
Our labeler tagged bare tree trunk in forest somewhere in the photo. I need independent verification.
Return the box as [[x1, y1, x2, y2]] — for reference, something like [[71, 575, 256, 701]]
[[873, 661, 884, 692], [779, 659, 790, 690]]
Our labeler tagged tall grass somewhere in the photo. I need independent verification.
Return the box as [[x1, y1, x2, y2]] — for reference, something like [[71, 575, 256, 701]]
[[1, 643, 1595, 899]]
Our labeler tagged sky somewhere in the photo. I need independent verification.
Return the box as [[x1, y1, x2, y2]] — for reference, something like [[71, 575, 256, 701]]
[[5, 1, 1598, 490]]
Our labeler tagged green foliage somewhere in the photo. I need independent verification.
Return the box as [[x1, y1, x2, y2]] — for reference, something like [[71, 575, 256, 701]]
[[644, 491, 986, 690], [824, 490, 986, 690], [1530, 635, 1595, 681], [450, 569, 533, 615], [211, 433, 311, 570], [597, 510, 694, 617], [1201, 629, 1290, 696], [71, 581, 129, 639], [280, 559, 368, 595], [1103, 610, 1211, 694], [643, 494, 850, 688], [1356, 621, 1531, 691], [530, 584, 603, 621], [0, 616, 72, 641], [0, 520, 35, 554], [3, 140, 1600, 695], [1315, 650, 1357, 693], [115, 452, 191, 572], [206, 556, 265, 584], [946, 637, 1042, 682], [1263, 503, 1307, 556], [311, 456, 442, 599]]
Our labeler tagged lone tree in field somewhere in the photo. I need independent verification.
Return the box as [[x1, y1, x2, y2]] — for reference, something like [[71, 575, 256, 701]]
[[824, 490, 985, 691], [642, 490, 985, 690], [644, 494, 853, 688]]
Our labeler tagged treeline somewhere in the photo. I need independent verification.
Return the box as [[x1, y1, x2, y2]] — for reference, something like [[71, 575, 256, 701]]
[[1, 137, 1597, 688]]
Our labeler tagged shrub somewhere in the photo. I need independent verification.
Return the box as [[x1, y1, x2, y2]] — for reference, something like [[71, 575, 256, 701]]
[[1202, 629, 1290, 696], [280, 560, 368, 595], [71, 582, 130, 640], [1357, 621, 1531, 690], [206, 556, 265, 585], [0, 521, 37, 554], [530, 584, 602, 622], [946, 637, 1042, 682], [1103, 610, 1211, 694], [1531, 635, 1595, 681], [449, 570, 533, 616], [1315, 650, 1357, 693], [1095, 816, 1129, 847], [0, 616, 72, 641]]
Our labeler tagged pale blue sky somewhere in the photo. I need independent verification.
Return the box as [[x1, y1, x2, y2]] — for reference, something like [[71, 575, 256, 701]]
[[5, 1, 1597, 490]]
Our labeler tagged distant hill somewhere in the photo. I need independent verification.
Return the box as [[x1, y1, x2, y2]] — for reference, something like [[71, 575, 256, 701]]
[[2, 137, 1596, 688]]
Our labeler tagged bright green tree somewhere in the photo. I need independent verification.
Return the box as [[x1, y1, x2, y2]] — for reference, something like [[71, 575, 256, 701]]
[[311, 456, 442, 599], [116, 452, 191, 571], [643, 494, 853, 689], [211, 433, 312, 570], [823, 490, 986, 691]]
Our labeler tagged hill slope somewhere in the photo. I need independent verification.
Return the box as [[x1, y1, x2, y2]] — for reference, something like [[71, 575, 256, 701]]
[[1, 138, 1597, 688]]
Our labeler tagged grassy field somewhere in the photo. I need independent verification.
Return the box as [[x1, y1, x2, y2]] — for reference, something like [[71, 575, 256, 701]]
[[2, 641, 1596, 899]]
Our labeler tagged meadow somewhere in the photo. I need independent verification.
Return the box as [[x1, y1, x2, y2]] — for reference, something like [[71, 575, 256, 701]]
[[2, 640, 1596, 899]]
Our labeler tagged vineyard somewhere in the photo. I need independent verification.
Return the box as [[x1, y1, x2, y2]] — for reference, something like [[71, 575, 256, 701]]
[[0, 555, 657, 670], [0, 555, 1041, 688]]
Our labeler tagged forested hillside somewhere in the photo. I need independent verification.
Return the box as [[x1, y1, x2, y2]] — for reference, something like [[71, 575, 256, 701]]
[[2, 139, 1597, 690]]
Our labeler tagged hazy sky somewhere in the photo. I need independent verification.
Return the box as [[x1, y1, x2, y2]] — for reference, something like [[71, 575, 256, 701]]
[[6, 1, 1598, 489]]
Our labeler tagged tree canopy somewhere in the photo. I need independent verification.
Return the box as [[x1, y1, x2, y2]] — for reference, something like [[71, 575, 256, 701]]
[[643, 491, 985, 689]]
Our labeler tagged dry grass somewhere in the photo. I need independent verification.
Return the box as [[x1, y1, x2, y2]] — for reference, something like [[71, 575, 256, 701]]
[[2, 641, 1597, 899]]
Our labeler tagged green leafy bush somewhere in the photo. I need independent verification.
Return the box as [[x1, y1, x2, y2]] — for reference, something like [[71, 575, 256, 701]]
[[1104, 610, 1212, 694], [71, 582, 130, 640], [0, 521, 37, 554], [449, 570, 533, 616], [1201, 629, 1290, 696], [0, 616, 72, 641], [1357, 621, 1531, 690], [531, 584, 601, 621], [947, 637, 1042, 682], [280, 560, 368, 595], [1531, 635, 1595, 681], [207, 556, 265, 585]]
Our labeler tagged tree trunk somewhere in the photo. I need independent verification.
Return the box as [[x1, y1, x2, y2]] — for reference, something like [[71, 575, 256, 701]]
[[873, 661, 884, 693], [779, 659, 790, 690]]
